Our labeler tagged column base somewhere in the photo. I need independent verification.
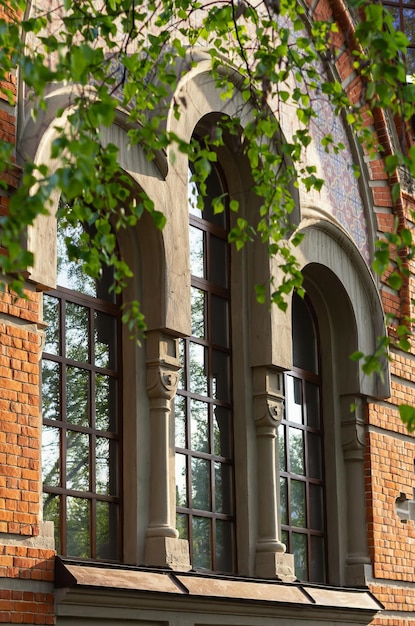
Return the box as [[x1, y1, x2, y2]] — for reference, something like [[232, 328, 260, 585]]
[[256, 551, 296, 581], [145, 536, 191, 571]]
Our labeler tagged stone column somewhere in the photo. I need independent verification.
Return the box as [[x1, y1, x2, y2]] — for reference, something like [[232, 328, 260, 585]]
[[341, 395, 372, 585], [253, 366, 295, 581], [145, 331, 190, 570]]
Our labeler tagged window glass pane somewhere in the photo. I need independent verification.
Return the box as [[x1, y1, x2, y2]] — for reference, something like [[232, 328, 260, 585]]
[[209, 236, 228, 288], [213, 407, 232, 458], [189, 226, 204, 278], [305, 381, 320, 428], [175, 395, 186, 448], [95, 374, 117, 431], [192, 516, 211, 569], [210, 295, 229, 347], [215, 462, 232, 514], [43, 295, 59, 354], [191, 287, 205, 338], [57, 224, 96, 296], [96, 501, 119, 560], [190, 400, 209, 452], [216, 520, 233, 572], [178, 339, 186, 390], [407, 47, 415, 75], [203, 168, 226, 228], [292, 532, 307, 580], [289, 428, 305, 475], [290, 480, 306, 527], [43, 493, 60, 552], [279, 425, 287, 471], [311, 535, 326, 583], [42, 361, 60, 421], [42, 426, 60, 486], [310, 484, 325, 530], [176, 512, 188, 539], [189, 342, 207, 395], [176, 454, 188, 507], [188, 171, 202, 218], [211, 350, 230, 402], [280, 477, 288, 525], [286, 375, 303, 424], [96, 437, 111, 494], [292, 294, 318, 373], [66, 496, 89, 557], [66, 366, 89, 427], [66, 431, 89, 491], [94, 311, 117, 369], [191, 457, 210, 510], [308, 432, 323, 479], [66, 302, 89, 362]]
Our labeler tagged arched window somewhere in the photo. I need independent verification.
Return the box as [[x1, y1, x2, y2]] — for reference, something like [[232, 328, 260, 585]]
[[279, 292, 327, 582], [42, 219, 122, 560], [175, 158, 235, 572]]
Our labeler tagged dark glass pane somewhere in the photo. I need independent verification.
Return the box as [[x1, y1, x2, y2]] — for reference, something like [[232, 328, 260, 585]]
[[175, 395, 187, 448], [286, 375, 303, 424], [191, 458, 210, 510], [175, 453, 187, 507], [66, 496, 89, 557], [94, 311, 117, 369], [213, 407, 232, 457], [310, 483, 325, 530], [66, 366, 89, 427], [189, 342, 207, 395], [209, 236, 228, 288], [278, 425, 287, 471], [214, 462, 232, 513], [176, 512, 188, 539], [289, 428, 305, 475], [42, 360, 60, 421], [43, 295, 59, 354], [96, 501, 119, 560], [42, 426, 60, 486], [43, 493, 60, 552], [292, 294, 318, 374], [210, 295, 229, 347], [290, 480, 306, 527], [191, 287, 205, 338], [203, 167, 226, 229], [311, 535, 326, 583], [280, 477, 288, 525], [189, 226, 204, 278], [281, 529, 288, 547], [216, 519, 233, 572], [388, 4, 400, 29], [308, 432, 323, 479], [407, 47, 415, 75], [188, 173, 202, 218], [192, 516, 211, 569], [211, 350, 230, 402], [292, 532, 307, 580], [305, 381, 320, 428], [190, 400, 209, 452], [66, 302, 89, 362], [95, 374, 117, 431], [66, 431, 89, 491], [96, 436, 111, 495]]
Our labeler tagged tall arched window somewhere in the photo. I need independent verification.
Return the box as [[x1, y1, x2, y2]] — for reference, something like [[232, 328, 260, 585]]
[[42, 219, 122, 560], [175, 157, 235, 572], [279, 292, 327, 582]]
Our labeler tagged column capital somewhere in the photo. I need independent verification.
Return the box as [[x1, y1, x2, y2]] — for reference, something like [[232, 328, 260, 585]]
[[252, 365, 284, 429]]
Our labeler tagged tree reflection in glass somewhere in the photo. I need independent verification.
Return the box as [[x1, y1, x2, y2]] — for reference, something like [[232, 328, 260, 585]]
[[175, 152, 234, 572], [42, 214, 121, 560]]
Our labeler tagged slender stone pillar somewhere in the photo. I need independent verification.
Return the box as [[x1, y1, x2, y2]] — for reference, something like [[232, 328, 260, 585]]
[[253, 366, 295, 581], [341, 395, 372, 585], [145, 331, 190, 570]]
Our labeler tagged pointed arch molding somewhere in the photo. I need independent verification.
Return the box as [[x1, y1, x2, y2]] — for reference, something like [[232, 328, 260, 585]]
[[295, 208, 390, 400]]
